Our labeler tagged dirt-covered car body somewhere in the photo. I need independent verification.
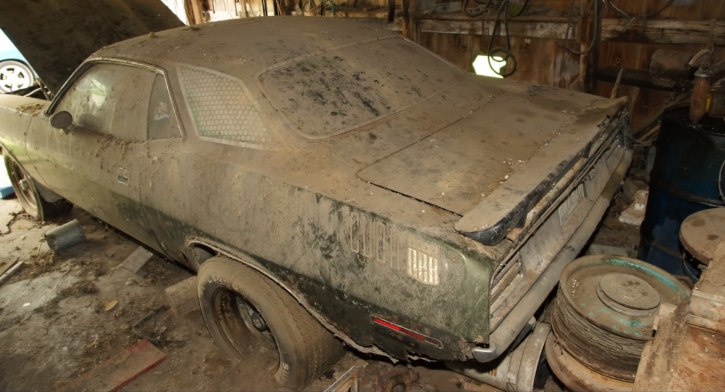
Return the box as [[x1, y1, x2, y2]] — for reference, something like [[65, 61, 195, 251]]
[[0, 18, 631, 363]]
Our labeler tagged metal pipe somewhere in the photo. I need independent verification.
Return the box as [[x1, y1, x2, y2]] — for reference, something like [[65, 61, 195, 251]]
[[44, 219, 86, 252]]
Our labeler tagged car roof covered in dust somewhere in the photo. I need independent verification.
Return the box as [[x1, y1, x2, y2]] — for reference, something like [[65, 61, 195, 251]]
[[93, 17, 399, 79]]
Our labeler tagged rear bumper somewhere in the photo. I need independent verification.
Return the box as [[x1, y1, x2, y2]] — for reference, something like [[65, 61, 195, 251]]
[[472, 146, 632, 363]]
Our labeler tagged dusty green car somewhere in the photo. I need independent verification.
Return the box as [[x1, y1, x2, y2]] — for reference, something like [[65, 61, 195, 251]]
[[0, 17, 631, 390]]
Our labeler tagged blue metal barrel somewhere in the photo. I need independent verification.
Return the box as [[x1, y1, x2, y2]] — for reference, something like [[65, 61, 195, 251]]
[[638, 106, 725, 279]]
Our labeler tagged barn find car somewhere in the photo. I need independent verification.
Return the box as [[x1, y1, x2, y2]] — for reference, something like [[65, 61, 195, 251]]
[[0, 17, 631, 390]]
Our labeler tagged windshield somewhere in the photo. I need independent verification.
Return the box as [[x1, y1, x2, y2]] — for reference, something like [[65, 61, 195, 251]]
[[257, 37, 465, 139]]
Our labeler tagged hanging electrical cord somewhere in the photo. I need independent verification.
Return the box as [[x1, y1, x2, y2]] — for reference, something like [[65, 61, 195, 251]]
[[607, 0, 676, 19], [462, 0, 530, 77], [564, 0, 599, 55], [485, 0, 525, 77]]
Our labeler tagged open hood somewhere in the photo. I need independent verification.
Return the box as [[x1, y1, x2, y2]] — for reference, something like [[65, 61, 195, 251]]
[[0, 0, 183, 95]]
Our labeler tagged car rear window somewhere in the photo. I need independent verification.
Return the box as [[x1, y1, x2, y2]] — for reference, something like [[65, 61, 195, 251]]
[[257, 37, 464, 139]]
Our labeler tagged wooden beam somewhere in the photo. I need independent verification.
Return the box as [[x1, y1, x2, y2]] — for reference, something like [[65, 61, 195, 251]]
[[189, 0, 204, 25], [601, 19, 725, 45], [417, 19, 571, 39]]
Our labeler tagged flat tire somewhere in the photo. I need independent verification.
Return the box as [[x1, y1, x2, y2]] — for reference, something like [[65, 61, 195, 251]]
[[197, 256, 344, 390]]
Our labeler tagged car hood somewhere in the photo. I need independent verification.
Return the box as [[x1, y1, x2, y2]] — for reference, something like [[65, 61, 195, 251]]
[[357, 83, 626, 241], [0, 0, 183, 95]]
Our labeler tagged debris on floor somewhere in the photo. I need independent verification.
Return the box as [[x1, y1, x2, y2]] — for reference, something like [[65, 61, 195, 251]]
[[619, 189, 649, 226], [0, 257, 22, 285], [45, 219, 86, 252], [165, 276, 199, 317], [585, 243, 629, 257], [57, 339, 167, 392], [118, 246, 155, 274]]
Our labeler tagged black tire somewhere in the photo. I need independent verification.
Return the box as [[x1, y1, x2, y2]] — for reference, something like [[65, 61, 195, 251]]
[[0, 60, 35, 93], [4, 153, 71, 221], [198, 256, 344, 391]]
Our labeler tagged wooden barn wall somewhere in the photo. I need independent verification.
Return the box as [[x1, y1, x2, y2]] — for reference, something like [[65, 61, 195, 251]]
[[181, 0, 724, 133], [417, 33, 582, 89], [414, 0, 585, 90], [413, 0, 725, 134], [192, 0, 393, 20], [596, 0, 725, 132]]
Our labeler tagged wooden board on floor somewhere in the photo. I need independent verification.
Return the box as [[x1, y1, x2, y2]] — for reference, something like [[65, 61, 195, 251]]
[[58, 339, 166, 392]]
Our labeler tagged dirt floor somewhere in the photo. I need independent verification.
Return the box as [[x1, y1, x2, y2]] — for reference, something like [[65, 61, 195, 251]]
[[0, 182, 640, 391]]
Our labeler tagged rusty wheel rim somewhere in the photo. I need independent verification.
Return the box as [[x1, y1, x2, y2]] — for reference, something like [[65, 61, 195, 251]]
[[211, 288, 279, 370], [7, 159, 38, 213]]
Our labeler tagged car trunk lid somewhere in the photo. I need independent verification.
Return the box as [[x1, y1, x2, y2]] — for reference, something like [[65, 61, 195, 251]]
[[357, 84, 626, 245]]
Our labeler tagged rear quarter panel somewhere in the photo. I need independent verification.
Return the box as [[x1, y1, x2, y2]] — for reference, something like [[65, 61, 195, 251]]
[[139, 140, 494, 360]]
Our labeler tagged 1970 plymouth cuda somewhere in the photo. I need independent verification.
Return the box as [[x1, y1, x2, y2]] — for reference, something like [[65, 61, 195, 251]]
[[0, 17, 631, 390]]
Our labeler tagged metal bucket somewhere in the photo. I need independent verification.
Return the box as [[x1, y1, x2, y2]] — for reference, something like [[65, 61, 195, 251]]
[[638, 107, 725, 279]]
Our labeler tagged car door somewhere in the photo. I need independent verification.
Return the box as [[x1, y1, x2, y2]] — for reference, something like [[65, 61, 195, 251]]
[[139, 73, 187, 259], [26, 61, 161, 250]]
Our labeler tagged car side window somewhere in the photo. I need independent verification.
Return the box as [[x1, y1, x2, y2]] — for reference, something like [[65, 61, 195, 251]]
[[55, 63, 155, 143], [147, 74, 180, 140]]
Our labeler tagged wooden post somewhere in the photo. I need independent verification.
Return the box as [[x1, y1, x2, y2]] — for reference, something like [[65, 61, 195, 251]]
[[188, 0, 204, 24], [402, 0, 420, 42], [579, 0, 588, 91]]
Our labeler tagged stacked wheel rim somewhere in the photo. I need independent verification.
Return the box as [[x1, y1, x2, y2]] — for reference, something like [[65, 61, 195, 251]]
[[547, 255, 690, 389]]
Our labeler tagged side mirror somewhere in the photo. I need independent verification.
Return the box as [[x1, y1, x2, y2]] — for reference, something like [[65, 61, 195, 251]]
[[50, 111, 73, 129]]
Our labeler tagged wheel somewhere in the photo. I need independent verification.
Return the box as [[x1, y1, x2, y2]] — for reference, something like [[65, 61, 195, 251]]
[[198, 256, 344, 391], [4, 153, 71, 221], [0, 60, 35, 93]]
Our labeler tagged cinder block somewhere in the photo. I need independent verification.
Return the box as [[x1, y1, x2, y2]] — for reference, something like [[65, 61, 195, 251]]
[[165, 276, 199, 317]]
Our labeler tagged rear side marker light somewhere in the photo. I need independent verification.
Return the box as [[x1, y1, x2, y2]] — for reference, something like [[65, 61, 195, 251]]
[[372, 317, 442, 348]]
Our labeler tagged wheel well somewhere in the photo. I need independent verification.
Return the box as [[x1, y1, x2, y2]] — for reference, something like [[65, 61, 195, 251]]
[[185, 240, 391, 360], [189, 243, 217, 269]]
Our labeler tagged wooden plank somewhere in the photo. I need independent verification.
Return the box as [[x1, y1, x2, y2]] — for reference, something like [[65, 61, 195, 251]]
[[633, 303, 684, 391], [417, 19, 570, 39], [418, 14, 570, 23], [702, 0, 725, 20], [418, 31, 475, 72], [654, 0, 700, 20], [118, 246, 154, 274], [59, 340, 166, 392], [189, 0, 204, 24], [601, 19, 725, 45], [667, 325, 725, 392]]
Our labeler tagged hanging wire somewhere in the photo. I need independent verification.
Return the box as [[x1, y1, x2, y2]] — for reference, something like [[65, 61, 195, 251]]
[[462, 0, 530, 77], [564, 0, 599, 55], [485, 0, 524, 77]]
